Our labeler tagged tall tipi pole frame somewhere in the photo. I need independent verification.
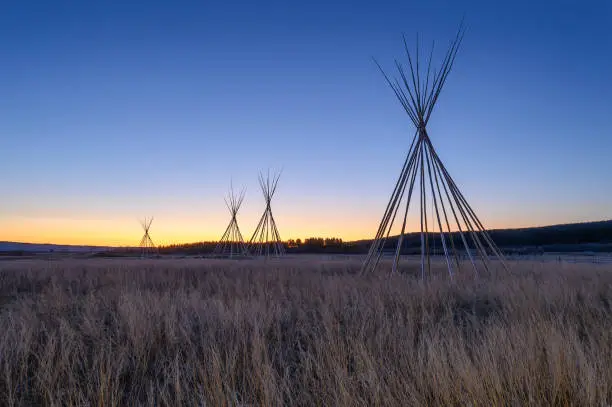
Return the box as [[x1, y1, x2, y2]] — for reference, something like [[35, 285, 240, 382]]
[[213, 184, 250, 258], [362, 25, 507, 277], [249, 169, 285, 257], [139, 217, 157, 258]]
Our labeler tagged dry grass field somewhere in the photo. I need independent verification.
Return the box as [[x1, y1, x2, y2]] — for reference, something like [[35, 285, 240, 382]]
[[0, 257, 610, 406]]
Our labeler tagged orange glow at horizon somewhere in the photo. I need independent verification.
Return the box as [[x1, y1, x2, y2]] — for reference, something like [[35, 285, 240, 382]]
[[0, 212, 570, 247]]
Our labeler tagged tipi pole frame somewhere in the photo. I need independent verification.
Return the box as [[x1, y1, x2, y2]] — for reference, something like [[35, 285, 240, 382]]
[[248, 170, 285, 258], [139, 217, 157, 258], [362, 23, 507, 278], [213, 184, 250, 258]]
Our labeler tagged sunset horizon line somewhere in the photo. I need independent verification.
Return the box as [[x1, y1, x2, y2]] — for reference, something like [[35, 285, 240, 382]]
[[2, 218, 609, 248]]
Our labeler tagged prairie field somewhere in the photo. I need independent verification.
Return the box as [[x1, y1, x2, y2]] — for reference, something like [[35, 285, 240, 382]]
[[0, 257, 610, 406]]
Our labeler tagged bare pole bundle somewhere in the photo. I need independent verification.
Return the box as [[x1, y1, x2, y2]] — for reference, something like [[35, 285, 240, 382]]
[[362, 24, 507, 278], [139, 217, 157, 258], [249, 169, 285, 257], [213, 183, 249, 258]]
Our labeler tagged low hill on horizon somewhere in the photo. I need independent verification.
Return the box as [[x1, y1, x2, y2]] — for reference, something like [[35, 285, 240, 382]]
[[1, 219, 611, 255], [0, 242, 112, 254], [350, 219, 612, 254]]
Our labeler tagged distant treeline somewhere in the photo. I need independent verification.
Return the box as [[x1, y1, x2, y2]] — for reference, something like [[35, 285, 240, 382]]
[[148, 237, 359, 255], [103, 220, 612, 256], [358, 220, 612, 255]]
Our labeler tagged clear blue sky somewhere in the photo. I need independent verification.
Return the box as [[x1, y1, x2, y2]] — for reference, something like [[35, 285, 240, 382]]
[[1, 0, 611, 245]]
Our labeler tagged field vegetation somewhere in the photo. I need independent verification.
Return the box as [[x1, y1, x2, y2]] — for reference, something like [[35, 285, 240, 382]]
[[0, 257, 610, 406]]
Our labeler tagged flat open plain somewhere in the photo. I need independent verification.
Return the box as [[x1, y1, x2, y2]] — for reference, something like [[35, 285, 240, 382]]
[[0, 257, 610, 406]]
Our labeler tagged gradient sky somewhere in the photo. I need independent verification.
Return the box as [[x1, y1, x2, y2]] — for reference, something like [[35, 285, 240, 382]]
[[1, 0, 611, 246]]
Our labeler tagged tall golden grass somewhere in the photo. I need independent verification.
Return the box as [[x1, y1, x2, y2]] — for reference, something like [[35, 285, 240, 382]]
[[0, 257, 610, 406]]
